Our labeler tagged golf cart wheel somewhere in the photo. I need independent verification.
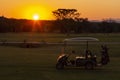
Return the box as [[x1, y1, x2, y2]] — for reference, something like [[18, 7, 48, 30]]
[[85, 62, 94, 70], [56, 63, 64, 70]]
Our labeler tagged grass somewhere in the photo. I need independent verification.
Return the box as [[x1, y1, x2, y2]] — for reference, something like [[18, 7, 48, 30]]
[[0, 33, 120, 80], [0, 33, 120, 42], [0, 45, 119, 80]]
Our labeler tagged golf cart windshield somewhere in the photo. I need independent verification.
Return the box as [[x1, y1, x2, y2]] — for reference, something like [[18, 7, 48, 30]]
[[63, 37, 99, 51]]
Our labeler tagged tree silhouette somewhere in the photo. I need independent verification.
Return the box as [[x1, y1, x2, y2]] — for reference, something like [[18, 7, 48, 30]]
[[52, 9, 80, 34], [0, 15, 120, 33], [52, 9, 80, 20]]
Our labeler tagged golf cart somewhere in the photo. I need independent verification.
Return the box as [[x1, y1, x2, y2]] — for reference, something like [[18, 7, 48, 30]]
[[56, 37, 110, 70]]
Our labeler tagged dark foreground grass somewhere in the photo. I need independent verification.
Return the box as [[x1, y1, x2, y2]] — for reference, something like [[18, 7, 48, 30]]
[[0, 44, 120, 80]]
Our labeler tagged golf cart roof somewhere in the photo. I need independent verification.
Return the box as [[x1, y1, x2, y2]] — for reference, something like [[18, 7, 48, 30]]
[[63, 37, 99, 42]]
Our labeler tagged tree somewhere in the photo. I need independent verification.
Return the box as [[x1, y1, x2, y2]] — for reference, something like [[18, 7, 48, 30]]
[[52, 9, 80, 20], [52, 9, 80, 34]]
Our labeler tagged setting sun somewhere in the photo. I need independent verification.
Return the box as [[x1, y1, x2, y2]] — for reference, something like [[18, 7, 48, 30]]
[[21, 5, 54, 20], [33, 14, 39, 20]]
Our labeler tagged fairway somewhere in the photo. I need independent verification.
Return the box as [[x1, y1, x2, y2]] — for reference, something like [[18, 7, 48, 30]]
[[0, 33, 120, 42], [0, 33, 120, 80]]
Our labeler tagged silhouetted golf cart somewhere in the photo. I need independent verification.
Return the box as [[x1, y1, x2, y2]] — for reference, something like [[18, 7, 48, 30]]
[[56, 37, 110, 70]]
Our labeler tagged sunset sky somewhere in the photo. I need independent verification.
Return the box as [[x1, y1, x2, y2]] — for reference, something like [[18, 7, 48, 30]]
[[0, 0, 120, 20]]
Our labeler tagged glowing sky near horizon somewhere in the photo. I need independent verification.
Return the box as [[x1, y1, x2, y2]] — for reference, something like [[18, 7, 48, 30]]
[[0, 0, 120, 20]]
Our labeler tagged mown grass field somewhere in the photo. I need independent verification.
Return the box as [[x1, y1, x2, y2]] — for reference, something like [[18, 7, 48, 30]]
[[0, 33, 120, 42], [0, 33, 120, 80]]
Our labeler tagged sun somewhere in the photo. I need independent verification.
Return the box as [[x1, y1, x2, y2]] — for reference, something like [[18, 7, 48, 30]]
[[33, 14, 40, 20], [23, 5, 54, 20]]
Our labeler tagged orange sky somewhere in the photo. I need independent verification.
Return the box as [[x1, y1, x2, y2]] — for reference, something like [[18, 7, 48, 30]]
[[0, 0, 120, 20]]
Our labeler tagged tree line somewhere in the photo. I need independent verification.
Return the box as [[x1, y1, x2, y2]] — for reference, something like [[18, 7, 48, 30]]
[[0, 9, 120, 33]]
